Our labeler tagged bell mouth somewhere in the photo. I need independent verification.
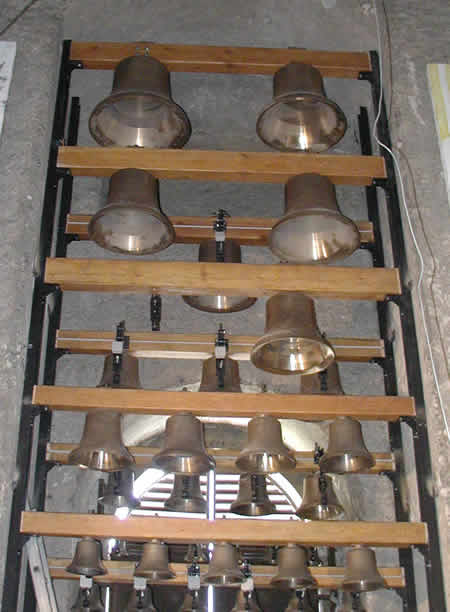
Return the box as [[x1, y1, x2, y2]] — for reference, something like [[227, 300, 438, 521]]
[[256, 93, 346, 153], [66, 564, 106, 577], [270, 576, 316, 590], [320, 452, 375, 474], [183, 294, 257, 313], [89, 91, 191, 148], [230, 501, 276, 516], [152, 451, 215, 475], [134, 569, 175, 581], [164, 498, 207, 513], [236, 451, 296, 474], [68, 448, 134, 472], [269, 209, 360, 264], [296, 503, 344, 521], [202, 573, 245, 586], [341, 578, 386, 593], [98, 494, 139, 509], [88, 203, 175, 255]]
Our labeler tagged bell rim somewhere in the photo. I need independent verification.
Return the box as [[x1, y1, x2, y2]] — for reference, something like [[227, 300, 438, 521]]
[[202, 573, 245, 585], [295, 503, 344, 520], [341, 577, 386, 592], [183, 294, 257, 313], [134, 568, 176, 580], [164, 498, 207, 513], [230, 500, 277, 516], [319, 452, 375, 474], [235, 451, 296, 474], [270, 576, 316, 589], [89, 90, 192, 148], [152, 450, 215, 475], [66, 563, 107, 577], [67, 448, 135, 472], [98, 493, 140, 509]]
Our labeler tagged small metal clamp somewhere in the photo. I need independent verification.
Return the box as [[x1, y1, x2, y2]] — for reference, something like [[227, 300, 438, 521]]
[[319, 369, 328, 392], [187, 559, 201, 592], [112, 320, 130, 386], [313, 442, 325, 465], [241, 559, 254, 593], [150, 294, 162, 331], [215, 324, 229, 389], [212, 209, 230, 262]]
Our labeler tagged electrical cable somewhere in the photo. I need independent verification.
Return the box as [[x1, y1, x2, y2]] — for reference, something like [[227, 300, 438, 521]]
[[0, 0, 41, 38]]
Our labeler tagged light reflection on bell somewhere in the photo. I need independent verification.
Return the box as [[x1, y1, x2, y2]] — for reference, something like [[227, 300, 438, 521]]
[[71, 585, 104, 612], [341, 546, 386, 592], [296, 473, 344, 520], [271, 544, 316, 590], [88, 169, 175, 255], [199, 355, 242, 392], [152, 412, 215, 475], [89, 54, 191, 148], [270, 173, 360, 264], [320, 417, 375, 474], [98, 468, 139, 511], [300, 361, 344, 395], [179, 590, 207, 612], [183, 240, 257, 313], [251, 294, 335, 375], [231, 588, 262, 611], [256, 62, 346, 153], [230, 474, 276, 516], [66, 537, 106, 577], [236, 415, 296, 474], [126, 587, 157, 612], [134, 540, 175, 580], [164, 475, 207, 513], [202, 542, 245, 585]]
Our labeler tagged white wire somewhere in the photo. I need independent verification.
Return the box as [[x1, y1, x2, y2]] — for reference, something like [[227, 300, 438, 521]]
[[372, 0, 450, 442]]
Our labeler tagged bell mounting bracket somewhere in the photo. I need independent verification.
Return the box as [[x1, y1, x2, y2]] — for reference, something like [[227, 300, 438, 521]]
[[212, 209, 230, 262], [319, 369, 328, 392], [150, 294, 162, 331], [187, 558, 201, 592], [112, 320, 130, 386], [215, 324, 229, 389], [313, 442, 325, 465]]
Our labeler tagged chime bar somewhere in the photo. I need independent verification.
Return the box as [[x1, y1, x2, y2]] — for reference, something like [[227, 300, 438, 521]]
[[21, 512, 427, 547], [55, 330, 385, 362], [33, 386, 415, 421], [70, 42, 371, 77], [57, 147, 386, 186], [47, 558, 405, 588], [46, 443, 395, 474], [66, 214, 375, 245], [45, 259, 400, 300]]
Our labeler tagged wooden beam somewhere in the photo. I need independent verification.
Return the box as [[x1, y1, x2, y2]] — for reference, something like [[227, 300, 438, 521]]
[[70, 42, 371, 78], [57, 147, 386, 186], [46, 444, 395, 474], [33, 386, 415, 421], [48, 558, 405, 588], [45, 259, 400, 301], [66, 214, 375, 245], [21, 512, 428, 547], [56, 330, 386, 362]]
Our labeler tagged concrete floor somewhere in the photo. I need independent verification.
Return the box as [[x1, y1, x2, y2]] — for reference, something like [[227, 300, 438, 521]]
[[0, 1, 449, 610]]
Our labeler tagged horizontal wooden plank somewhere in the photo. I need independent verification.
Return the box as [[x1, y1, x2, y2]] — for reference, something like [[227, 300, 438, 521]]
[[21, 512, 427, 547], [33, 386, 414, 421], [47, 443, 395, 474], [45, 259, 400, 300], [66, 214, 375, 245], [56, 330, 385, 362], [70, 42, 371, 78], [57, 147, 387, 186], [48, 558, 405, 588]]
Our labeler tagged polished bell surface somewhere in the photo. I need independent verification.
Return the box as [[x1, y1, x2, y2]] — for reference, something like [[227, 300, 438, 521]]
[[164, 475, 207, 513], [256, 62, 346, 153], [66, 537, 106, 577], [300, 361, 344, 395], [134, 540, 175, 580], [89, 55, 191, 148], [236, 415, 296, 474], [320, 417, 375, 474], [230, 474, 276, 516], [271, 544, 316, 590], [199, 355, 242, 392], [152, 412, 215, 475], [341, 546, 386, 592], [251, 294, 335, 375], [270, 174, 360, 264], [179, 591, 207, 612], [98, 468, 139, 511], [202, 542, 245, 585], [183, 240, 257, 313], [126, 587, 157, 612], [296, 473, 344, 520], [71, 585, 104, 612], [88, 169, 175, 255], [231, 589, 262, 611]]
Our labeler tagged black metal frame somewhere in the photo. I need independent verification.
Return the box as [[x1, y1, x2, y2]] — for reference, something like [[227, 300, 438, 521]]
[[1, 43, 447, 612]]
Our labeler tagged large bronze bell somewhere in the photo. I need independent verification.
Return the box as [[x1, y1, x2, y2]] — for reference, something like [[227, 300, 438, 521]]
[[89, 54, 191, 148], [88, 169, 175, 255], [300, 362, 344, 395], [98, 468, 139, 511], [152, 412, 215, 475], [66, 537, 106, 577], [199, 355, 242, 392], [256, 62, 346, 153], [164, 475, 207, 513], [236, 415, 296, 474], [231, 588, 262, 611], [296, 473, 344, 520], [202, 542, 245, 585], [179, 590, 207, 612], [126, 587, 157, 611], [341, 546, 386, 592], [71, 585, 104, 612], [271, 544, 316, 590], [230, 474, 276, 516], [183, 240, 257, 313], [134, 540, 175, 580], [251, 294, 335, 375], [320, 417, 375, 474]]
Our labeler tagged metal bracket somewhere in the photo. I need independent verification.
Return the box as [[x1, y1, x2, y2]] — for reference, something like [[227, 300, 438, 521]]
[[112, 320, 130, 386], [372, 177, 389, 189], [67, 60, 84, 71], [358, 70, 374, 82], [319, 369, 328, 392], [215, 324, 229, 389], [150, 294, 162, 331], [212, 209, 230, 262], [313, 443, 324, 465]]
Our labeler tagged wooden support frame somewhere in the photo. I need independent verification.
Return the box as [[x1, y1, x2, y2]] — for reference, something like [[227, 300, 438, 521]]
[[33, 385, 415, 421]]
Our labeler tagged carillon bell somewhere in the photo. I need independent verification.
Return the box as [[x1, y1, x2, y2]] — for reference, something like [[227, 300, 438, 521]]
[[66, 537, 106, 577], [126, 587, 157, 612], [320, 417, 375, 474], [202, 542, 245, 585], [230, 474, 276, 516], [88, 169, 175, 255], [251, 294, 335, 375], [256, 62, 346, 153], [98, 351, 142, 389], [231, 588, 262, 611], [300, 361, 344, 395], [134, 540, 175, 580], [183, 239, 257, 313], [164, 475, 207, 513], [179, 590, 207, 612], [271, 544, 316, 590], [296, 473, 344, 520], [98, 468, 139, 511], [71, 584, 105, 612], [341, 546, 386, 592], [199, 355, 242, 392], [152, 412, 215, 475], [89, 54, 191, 148], [235, 415, 296, 474]]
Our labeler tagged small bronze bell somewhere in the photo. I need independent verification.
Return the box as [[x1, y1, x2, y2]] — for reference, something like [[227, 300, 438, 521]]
[[300, 361, 344, 395], [71, 585, 105, 612], [152, 412, 215, 475], [320, 417, 375, 474], [271, 544, 316, 590], [134, 540, 175, 581], [179, 590, 207, 612], [296, 473, 344, 520], [164, 475, 207, 513], [230, 474, 276, 516], [66, 537, 106, 577], [231, 588, 262, 611], [126, 587, 157, 612], [98, 468, 139, 511], [199, 355, 242, 392], [236, 415, 296, 474], [341, 546, 386, 592], [202, 542, 245, 585]]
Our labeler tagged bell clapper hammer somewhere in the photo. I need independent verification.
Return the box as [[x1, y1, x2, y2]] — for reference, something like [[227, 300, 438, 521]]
[[111, 320, 130, 386], [213, 208, 230, 262], [215, 323, 229, 390]]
